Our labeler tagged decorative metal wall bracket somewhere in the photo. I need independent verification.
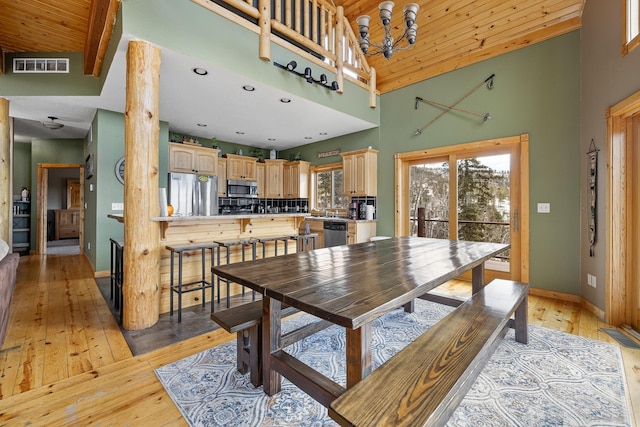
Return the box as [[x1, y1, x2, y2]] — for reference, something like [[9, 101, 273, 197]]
[[414, 73, 495, 135], [274, 61, 339, 91]]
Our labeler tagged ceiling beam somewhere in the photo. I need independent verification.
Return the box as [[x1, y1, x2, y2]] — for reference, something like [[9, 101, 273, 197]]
[[84, 0, 121, 76]]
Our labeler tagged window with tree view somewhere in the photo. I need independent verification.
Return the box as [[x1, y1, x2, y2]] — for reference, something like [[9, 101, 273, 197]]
[[625, 0, 640, 54], [316, 167, 349, 210], [409, 154, 511, 271]]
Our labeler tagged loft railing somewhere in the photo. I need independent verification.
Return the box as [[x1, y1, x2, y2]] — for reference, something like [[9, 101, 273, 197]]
[[192, 0, 377, 108]]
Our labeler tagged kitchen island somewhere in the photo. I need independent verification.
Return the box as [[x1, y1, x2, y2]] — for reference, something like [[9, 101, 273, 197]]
[[109, 213, 308, 314]]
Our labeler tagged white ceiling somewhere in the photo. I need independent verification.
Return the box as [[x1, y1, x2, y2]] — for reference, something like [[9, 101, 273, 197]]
[[7, 35, 377, 149]]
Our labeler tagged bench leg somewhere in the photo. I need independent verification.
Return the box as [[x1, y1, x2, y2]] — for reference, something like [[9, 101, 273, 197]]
[[248, 323, 262, 387], [514, 293, 528, 344]]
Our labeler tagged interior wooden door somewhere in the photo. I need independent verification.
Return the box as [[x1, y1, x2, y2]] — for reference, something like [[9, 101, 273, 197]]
[[67, 179, 81, 208]]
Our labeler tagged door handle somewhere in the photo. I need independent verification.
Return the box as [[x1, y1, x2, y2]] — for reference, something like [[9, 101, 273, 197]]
[[513, 209, 519, 232]]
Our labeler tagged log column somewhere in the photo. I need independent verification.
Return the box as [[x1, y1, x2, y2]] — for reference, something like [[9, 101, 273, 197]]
[[123, 41, 161, 330], [0, 98, 10, 244]]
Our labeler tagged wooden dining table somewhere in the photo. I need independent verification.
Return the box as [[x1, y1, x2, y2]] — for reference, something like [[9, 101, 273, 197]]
[[212, 236, 510, 407]]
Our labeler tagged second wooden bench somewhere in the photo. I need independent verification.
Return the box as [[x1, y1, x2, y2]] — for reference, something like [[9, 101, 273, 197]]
[[328, 279, 529, 427]]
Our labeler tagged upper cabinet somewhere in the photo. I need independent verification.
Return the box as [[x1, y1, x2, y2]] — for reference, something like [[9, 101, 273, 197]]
[[256, 162, 266, 198], [342, 148, 378, 197], [225, 154, 257, 181], [169, 143, 219, 176], [218, 158, 228, 197], [264, 159, 286, 198], [283, 161, 310, 198]]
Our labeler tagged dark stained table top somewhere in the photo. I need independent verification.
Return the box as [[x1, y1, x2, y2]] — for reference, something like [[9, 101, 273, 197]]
[[213, 236, 509, 330]]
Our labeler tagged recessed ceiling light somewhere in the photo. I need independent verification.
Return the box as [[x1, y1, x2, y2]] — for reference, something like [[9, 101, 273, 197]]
[[268, 138, 276, 141], [192, 67, 208, 76], [280, 98, 291, 103], [319, 132, 327, 135], [304, 136, 312, 140], [197, 123, 207, 127], [242, 85, 255, 91], [236, 131, 245, 135]]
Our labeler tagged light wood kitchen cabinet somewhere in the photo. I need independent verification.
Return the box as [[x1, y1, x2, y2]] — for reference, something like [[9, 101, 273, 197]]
[[218, 158, 227, 197], [55, 209, 80, 240], [225, 154, 257, 180], [342, 148, 378, 197], [347, 221, 377, 244], [169, 143, 219, 175], [283, 161, 310, 198], [256, 162, 266, 198], [264, 159, 286, 198]]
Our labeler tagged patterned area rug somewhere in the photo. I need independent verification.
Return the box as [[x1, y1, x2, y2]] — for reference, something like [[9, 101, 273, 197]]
[[155, 299, 630, 427]]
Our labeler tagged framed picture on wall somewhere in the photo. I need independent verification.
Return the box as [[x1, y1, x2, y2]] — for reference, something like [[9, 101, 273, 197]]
[[85, 153, 94, 179]]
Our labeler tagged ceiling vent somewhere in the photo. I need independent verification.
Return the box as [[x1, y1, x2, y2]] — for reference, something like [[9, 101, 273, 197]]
[[13, 58, 69, 73]]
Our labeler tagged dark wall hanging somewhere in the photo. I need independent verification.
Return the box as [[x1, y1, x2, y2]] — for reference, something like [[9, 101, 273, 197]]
[[588, 139, 598, 257]]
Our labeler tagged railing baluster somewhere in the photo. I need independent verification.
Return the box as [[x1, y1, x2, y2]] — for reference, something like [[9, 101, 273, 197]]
[[285, 0, 291, 28], [312, 0, 318, 44], [303, 0, 310, 38]]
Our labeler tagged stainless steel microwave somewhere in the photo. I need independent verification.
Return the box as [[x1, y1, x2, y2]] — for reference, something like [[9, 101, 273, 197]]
[[227, 179, 258, 198]]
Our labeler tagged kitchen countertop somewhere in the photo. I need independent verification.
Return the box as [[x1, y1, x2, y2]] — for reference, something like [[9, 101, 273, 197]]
[[107, 213, 308, 223], [304, 216, 377, 223]]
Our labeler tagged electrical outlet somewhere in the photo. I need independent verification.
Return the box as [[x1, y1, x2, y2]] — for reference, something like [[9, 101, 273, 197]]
[[537, 203, 551, 213]]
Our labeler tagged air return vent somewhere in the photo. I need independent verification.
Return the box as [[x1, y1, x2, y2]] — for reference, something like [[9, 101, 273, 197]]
[[13, 58, 69, 73]]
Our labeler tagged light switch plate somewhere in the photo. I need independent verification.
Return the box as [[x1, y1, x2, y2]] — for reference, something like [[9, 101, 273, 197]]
[[112, 202, 124, 211], [537, 203, 550, 213]]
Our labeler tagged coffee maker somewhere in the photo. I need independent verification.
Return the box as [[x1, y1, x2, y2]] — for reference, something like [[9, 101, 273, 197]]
[[349, 202, 358, 220]]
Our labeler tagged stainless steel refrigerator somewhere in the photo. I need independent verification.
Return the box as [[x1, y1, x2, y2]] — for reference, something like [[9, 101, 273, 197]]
[[168, 173, 219, 216]]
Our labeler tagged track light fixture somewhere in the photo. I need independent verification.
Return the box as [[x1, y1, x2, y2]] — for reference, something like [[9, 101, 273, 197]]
[[273, 61, 339, 91]]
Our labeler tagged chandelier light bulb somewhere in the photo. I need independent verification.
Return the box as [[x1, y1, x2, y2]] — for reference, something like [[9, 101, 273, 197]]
[[378, 1, 395, 26], [403, 3, 419, 28]]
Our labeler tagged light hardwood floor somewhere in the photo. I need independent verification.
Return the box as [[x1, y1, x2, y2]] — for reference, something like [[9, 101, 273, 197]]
[[0, 254, 638, 425]]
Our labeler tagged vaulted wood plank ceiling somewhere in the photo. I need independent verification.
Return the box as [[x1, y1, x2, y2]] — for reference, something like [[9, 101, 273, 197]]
[[0, 0, 584, 91]]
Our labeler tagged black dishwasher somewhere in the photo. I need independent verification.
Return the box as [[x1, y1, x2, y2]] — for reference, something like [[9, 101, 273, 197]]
[[323, 221, 348, 247]]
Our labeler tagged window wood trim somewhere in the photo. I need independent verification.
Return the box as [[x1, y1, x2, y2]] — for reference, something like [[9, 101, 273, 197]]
[[622, 0, 640, 55]]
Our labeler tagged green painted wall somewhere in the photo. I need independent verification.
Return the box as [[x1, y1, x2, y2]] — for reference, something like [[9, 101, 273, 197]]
[[287, 32, 582, 295], [580, 0, 640, 310], [12, 142, 31, 196], [85, 109, 170, 273], [30, 138, 85, 248]]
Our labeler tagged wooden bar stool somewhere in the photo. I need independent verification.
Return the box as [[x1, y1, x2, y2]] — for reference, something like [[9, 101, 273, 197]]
[[213, 238, 258, 307], [165, 242, 218, 322]]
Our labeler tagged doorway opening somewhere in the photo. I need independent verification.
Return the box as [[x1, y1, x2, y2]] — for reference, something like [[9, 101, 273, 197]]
[[36, 163, 85, 255]]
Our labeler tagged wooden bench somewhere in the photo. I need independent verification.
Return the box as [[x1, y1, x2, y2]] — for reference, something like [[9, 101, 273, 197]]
[[211, 299, 336, 387], [328, 279, 529, 427]]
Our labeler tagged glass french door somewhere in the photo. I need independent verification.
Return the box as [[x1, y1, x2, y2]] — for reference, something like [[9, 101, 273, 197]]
[[407, 148, 522, 281]]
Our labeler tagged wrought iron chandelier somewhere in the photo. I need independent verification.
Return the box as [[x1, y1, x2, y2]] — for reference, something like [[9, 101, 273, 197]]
[[356, 1, 419, 59]]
